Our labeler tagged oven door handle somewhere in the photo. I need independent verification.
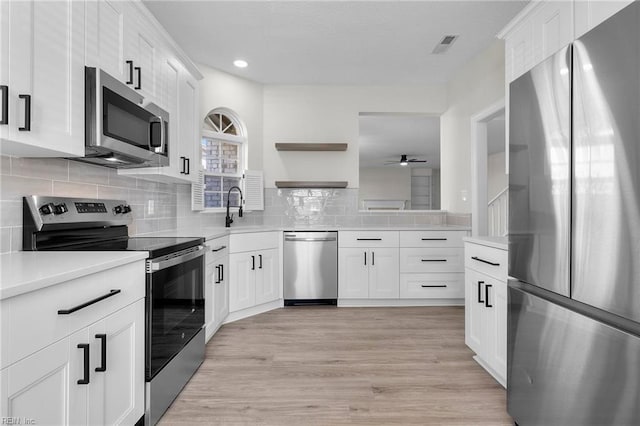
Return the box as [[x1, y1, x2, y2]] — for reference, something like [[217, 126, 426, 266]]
[[148, 245, 209, 272]]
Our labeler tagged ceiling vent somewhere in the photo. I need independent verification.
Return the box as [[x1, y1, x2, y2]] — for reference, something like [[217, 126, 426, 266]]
[[432, 35, 459, 54]]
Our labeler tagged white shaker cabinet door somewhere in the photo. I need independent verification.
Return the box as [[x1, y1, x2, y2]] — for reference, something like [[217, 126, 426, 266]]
[[255, 249, 279, 306], [338, 248, 369, 299], [464, 268, 484, 355], [368, 248, 399, 299], [214, 254, 230, 327], [229, 253, 256, 312], [88, 299, 145, 426], [0, 0, 85, 157]]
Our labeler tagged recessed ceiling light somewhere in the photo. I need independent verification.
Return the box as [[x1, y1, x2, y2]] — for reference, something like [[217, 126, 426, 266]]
[[233, 59, 248, 68]]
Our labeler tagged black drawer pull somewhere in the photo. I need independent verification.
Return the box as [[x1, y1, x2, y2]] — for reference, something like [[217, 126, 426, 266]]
[[477, 280, 485, 304], [77, 344, 90, 385], [134, 66, 141, 90], [58, 289, 121, 315], [126, 60, 134, 84], [485, 284, 493, 308], [211, 245, 226, 252], [185, 157, 190, 175], [18, 94, 30, 131], [0, 85, 8, 125], [251, 255, 255, 270], [471, 256, 500, 266], [421, 259, 447, 262], [219, 264, 224, 282], [357, 238, 382, 241], [364, 251, 367, 266], [421, 284, 447, 288], [180, 156, 186, 174], [259, 254, 263, 269], [214, 265, 220, 284], [421, 238, 447, 241], [95, 334, 107, 372]]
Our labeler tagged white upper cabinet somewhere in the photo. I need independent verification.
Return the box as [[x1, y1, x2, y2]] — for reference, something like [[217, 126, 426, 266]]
[[0, 0, 85, 157], [85, 0, 128, 83], [574, 0, 634, 38]]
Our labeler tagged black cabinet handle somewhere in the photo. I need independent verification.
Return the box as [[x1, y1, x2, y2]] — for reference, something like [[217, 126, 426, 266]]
[[211, 245, 226, 253], [357, 238, 382, 241], [180, 156, 186, 174], [18, 94, 30, 131], [372, 251, 375, 266], [364, 251, 367, 266], [77, 344, 90, 385], [214, 265, 220, 284], [134, 66, 141, 90], [421, 238, 447, 241], [126, 60, 134, 84], [477, 281, 484, 304], [421, 259, 447, 262], [58, 289, 121, 315], [95, 334, 107, 372], [185, 157, 190, 175], [471, 256, 500, 266], [220, 264, 224, 282], [251, 255, 255, 270], [0, 85, 7, 125], [485, 284, 493, 308], [421, 284, 447, 288], [259, 254, 262, 269]]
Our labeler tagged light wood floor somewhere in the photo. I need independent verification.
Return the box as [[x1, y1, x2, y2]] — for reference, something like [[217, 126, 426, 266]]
[[159, 307, 513, 425]]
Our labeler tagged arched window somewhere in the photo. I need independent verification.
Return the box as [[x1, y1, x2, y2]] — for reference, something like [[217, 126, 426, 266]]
[[201, 108, 247, 209]]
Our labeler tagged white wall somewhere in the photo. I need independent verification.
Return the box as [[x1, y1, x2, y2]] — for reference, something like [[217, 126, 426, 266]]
[[262, 86, 447, 188], [359, 167, 411, 207], [487, 151, 507, 201], [198, 64, 264, 170], [440, 39, 506, 213]]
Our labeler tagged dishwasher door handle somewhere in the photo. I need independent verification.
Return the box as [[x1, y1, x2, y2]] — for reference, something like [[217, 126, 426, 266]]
[[284, 237, 337, 242]]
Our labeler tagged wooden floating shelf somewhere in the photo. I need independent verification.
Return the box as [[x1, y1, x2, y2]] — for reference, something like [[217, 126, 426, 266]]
[[275, 143, 348, 151], [275, 181, 348, 189]]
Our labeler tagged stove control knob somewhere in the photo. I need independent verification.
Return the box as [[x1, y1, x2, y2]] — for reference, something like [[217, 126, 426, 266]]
[[113, 205, 124, 214], [39, 203, 54, 215], [53, 203, 68, 215], [122, 205, 132, 214]]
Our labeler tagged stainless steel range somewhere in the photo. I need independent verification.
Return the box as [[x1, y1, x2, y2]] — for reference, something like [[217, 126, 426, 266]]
[[23, 195, 206, 425]]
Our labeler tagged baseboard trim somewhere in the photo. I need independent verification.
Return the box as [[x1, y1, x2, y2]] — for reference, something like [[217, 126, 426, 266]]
[[337, 298, 464, 307], [224, 299, 284, 324]]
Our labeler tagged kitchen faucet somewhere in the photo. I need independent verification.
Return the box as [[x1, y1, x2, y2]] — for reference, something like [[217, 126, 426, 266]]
[[225, 186, 244, 227]]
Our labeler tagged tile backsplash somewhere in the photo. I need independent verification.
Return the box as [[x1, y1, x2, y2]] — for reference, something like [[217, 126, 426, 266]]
[[0, 155, 179, 253], [1, 155, 471, 253]]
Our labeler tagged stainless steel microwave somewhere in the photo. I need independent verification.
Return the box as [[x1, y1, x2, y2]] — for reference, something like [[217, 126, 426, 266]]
[[77, 67, 169, 168]]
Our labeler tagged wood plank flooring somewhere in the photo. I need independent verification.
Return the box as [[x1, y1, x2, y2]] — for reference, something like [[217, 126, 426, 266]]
[[159, 307, 512, 425]]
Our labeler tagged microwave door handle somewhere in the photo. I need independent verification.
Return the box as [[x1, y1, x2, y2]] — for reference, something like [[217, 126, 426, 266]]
[[149, 117, 164, 153]]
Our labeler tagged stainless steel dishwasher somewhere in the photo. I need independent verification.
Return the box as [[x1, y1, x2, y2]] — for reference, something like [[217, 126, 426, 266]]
[[283, 231, 338, 306]]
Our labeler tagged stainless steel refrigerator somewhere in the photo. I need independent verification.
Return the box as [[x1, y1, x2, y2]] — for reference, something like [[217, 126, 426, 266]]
[[508, 2, 640, 425]]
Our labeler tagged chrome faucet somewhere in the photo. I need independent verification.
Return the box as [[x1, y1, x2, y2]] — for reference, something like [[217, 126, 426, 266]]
[[225, 186, 243, 227]]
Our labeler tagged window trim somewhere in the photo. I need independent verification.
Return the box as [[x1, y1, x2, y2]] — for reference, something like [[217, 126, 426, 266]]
[[201, 130, 247, 212]]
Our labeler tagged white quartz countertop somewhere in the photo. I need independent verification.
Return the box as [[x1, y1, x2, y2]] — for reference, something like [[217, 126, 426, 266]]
[[463, 236, 508, 251], [0, 251, 149, 301], [145, 225, 471, 241]]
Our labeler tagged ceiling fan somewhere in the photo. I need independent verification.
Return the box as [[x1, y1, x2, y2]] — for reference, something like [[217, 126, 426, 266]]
[[384, 154, 427, 166]]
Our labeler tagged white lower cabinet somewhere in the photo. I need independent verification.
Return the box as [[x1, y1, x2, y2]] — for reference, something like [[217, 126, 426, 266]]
[[228, 232, 280, 315], [464, 240, 508, 386], [205, 236, 229, 341], [338, 247, 399, 299], [0, 261, 146, 425]]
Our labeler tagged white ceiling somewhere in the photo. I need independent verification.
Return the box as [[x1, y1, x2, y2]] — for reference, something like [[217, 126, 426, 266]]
[[144, 0, 528, 85], [359, 114, 440, 168]]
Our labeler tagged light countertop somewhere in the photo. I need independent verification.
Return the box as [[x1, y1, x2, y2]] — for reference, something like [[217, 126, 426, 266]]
[[145, 225, 471, 241], [463, 236, 508, 251], [0, 251, 149, 301]]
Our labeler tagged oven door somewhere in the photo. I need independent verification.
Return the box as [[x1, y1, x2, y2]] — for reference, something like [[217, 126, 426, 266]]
[[146, 246, 206, 381]]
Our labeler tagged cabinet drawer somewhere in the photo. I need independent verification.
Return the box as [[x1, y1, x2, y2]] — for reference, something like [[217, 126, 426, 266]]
[[1, 261, 145, 369], [230, 232, 278, 253], [339, 231, 399, 248], [400, 273, 464, 299], [400, 248, 464, 273], [464, 242, 507, 281], [400, 230, 467, 248], [206, 236, 229, 263]]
